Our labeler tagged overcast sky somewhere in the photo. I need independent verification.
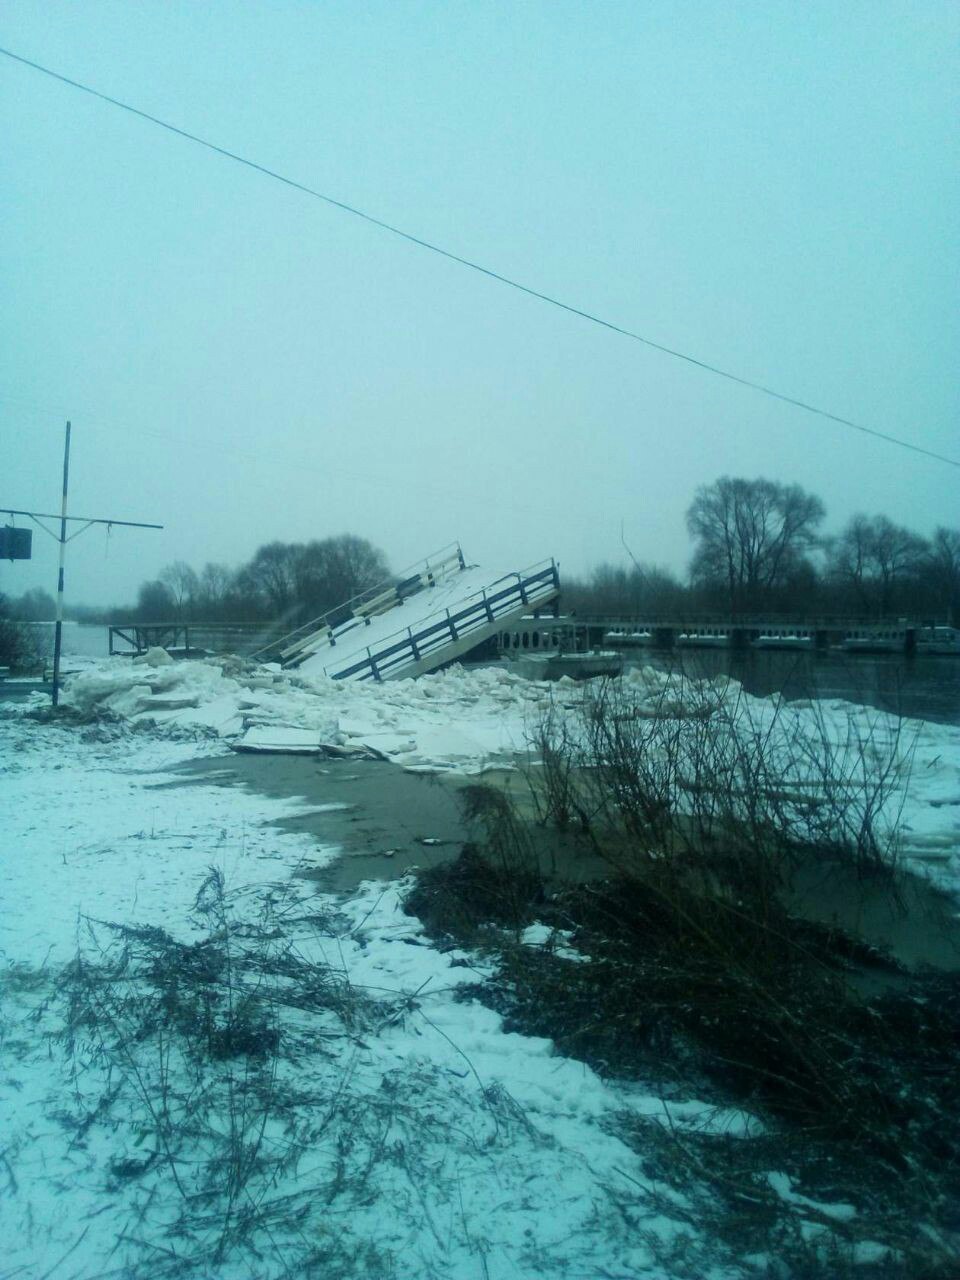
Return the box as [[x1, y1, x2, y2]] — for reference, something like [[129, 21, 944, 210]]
[[2, 1, 957, 607]]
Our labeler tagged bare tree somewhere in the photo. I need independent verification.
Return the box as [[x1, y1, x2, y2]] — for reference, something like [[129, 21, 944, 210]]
[[136, 579, 176, 619], [829, 515, 927, 615], [159, 561, 200, 620], [581, 563, 636, 614], [686, 477, 825, 612], [234, 535, 389, 624], [195, 562, 234, 616], [564, 561, 686, 615], [6, 587, 57, 621], [0, 592, 37, 668], [926, 527, 960, 624], [295, 535, 389, 619], [240, 542, 303, 617]]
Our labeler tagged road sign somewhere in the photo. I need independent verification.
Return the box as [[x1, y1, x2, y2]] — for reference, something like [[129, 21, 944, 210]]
[[0, 526, 32, 560]]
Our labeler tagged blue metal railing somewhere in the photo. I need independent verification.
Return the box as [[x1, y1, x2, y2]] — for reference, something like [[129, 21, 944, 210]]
[[251, 542, 466, 663], [323, 561, 560, 681]]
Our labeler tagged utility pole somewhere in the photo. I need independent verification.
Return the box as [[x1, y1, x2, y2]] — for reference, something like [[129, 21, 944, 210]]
[[3, 420, 163, 706], [51, 420, 71, 706]]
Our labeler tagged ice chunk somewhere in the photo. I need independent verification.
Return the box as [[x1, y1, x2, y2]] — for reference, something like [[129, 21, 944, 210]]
[[235, 726, 326, 754]]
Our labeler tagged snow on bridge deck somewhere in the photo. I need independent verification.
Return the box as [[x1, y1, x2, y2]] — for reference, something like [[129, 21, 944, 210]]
[[293, 553, 560, 682]]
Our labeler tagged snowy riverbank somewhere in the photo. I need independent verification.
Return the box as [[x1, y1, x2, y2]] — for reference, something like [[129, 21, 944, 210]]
[[1, 700, 762, 1280], [51, 653, 960, 892], [1, 657, 958, 1276]]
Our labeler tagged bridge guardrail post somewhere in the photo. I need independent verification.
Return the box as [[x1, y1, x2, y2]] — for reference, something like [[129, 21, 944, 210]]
[[366, 646, 381, 682]]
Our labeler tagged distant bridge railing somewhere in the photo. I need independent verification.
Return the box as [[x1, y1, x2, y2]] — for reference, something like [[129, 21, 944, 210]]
[[579, 613, 925, 629], [108, 622, 282, 657]]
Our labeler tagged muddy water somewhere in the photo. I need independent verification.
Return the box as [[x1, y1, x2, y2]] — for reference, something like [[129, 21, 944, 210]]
[[173, 752, 468, 887], [784, 856, 960, 973], [174, 751, 960, 974], [173, 753, 607, 891]]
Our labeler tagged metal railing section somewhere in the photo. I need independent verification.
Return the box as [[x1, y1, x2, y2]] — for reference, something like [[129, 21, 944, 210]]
[[108, 622, 285, 657], [582, 611, 927, 629], [253, 542, 467, 665], [320, 560, 560, 682]]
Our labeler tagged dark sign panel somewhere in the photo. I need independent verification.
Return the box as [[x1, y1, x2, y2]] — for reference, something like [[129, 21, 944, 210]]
[[0, 526, 32, 560]]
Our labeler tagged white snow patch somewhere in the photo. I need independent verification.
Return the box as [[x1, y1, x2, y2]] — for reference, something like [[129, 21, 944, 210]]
[[0, 710, 751, 1280], [766, 1170, 857, 1221]]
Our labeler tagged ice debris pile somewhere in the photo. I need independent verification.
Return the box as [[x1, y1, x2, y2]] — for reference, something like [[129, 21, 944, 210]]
[[60, 649, 569, 769], [48, 652, 960, 885], [58, 653, 743, 765]]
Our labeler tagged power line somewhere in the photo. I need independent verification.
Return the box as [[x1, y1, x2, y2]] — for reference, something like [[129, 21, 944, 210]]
[[1, 43, 957, 471]]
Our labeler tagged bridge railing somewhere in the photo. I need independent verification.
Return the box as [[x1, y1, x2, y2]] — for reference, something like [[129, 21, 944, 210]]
[[250, 542, 466, 663], [321, 560, 560, 681], [587, 613, 922, 630], [108, 622, 282, 657]]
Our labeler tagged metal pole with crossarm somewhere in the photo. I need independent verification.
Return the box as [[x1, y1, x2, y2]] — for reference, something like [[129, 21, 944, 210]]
[[2, 421, 164, 706], [51, 420, 71, 705]]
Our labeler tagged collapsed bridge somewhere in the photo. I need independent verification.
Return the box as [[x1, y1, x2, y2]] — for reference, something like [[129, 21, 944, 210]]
[[256, 543, 560, 682]]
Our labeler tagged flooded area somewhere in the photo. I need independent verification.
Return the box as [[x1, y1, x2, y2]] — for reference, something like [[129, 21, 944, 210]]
[[170, 751, 609, 892], [32, 625, 960, 972], [173, 749, 960, 978], [784, 854, 960, 976]]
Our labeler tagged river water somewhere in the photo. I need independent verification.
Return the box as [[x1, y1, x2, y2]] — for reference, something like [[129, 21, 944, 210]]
[[46, 623, 960, 728], [628, 647, 960, 727]]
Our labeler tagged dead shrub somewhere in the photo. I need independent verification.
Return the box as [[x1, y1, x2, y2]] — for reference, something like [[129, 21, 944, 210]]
[[55, 867, 374, 1272], [402, 674, 958, 1274]]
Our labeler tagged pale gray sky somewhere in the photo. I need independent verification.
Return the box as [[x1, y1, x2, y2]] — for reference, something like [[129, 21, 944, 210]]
[[2, 1, 957, 606]]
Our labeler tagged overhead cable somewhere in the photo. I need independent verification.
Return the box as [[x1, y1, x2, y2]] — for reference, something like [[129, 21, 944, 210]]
[[1, 44, 957, 470]]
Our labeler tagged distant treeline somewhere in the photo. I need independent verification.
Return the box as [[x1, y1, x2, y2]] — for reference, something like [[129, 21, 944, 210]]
[[3, 479, 959, 628], [3, 534, 391, 633], [564, 478, 959, 622]]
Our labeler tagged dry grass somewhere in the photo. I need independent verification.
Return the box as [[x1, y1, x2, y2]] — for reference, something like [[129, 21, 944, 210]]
[[53, 868, 387, 1277], [403, 676, 959, 1276]]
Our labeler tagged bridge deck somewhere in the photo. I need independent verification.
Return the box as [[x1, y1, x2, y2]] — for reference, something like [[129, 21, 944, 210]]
[[292, 555, 559, 681]]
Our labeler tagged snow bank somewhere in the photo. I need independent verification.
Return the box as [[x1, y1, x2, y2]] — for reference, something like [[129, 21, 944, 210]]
[[0, 720, 334, 968], [60, 654, 559, 770]]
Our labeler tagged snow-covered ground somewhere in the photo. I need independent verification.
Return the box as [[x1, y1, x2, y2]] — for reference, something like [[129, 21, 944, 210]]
[[0, 699, 754, 1279], [1, 655, 957, 1276]]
